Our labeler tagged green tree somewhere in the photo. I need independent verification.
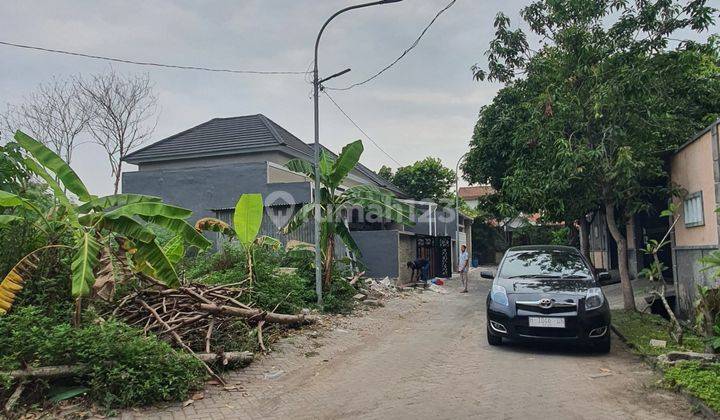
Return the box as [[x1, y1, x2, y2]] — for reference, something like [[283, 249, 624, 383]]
[[377, 165, 393, 182], [466, 0, 720, 310], [282, 140, 413, 288], [0, 131, 210, 323], [391, 157, 456, 202]]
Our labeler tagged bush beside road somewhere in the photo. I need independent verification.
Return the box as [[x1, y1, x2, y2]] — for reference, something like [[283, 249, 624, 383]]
[[612, 310, 720, 416]]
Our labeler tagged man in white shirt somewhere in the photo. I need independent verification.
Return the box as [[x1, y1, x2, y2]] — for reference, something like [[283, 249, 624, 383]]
[[458, 244, 469, 293]]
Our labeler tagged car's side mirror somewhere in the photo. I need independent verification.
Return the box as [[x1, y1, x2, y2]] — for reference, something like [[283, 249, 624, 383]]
[[480, 271, 495, 280], [598, 272, 611, 283]]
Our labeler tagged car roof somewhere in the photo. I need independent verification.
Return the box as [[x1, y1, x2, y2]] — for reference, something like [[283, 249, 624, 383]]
[[506, 245, 579, 253]]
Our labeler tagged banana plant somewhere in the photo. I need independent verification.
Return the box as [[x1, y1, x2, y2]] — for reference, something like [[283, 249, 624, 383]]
[[0, 130, 211, 323], [195, 194, 279, 285], [282, 140, 414, 288]]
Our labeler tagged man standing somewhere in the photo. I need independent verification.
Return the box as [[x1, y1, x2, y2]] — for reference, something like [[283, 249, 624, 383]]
[[458, 244, 469, 293]]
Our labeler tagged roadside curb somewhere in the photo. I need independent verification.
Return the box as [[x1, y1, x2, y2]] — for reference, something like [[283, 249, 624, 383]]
[[611, 324, 718, 418]]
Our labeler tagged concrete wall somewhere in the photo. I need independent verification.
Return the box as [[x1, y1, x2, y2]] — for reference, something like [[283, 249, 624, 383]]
[[673, 246, 717, 318], [122, 162, 311, 224], [670, 121, 720, 319], [350, 230, 400, 279], [137, 151, 291, 172], [671, 128, 719, 247], [397, 232, 416, 284]]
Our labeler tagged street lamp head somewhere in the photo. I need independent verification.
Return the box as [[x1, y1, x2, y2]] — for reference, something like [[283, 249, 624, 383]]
[[380, 0, 403, 2]]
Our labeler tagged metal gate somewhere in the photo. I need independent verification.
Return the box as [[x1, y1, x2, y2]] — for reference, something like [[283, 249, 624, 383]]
[[416, 234, 452, 278]]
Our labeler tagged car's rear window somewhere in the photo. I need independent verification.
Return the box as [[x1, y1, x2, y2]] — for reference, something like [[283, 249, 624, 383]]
[[499, 249, 591, 278]]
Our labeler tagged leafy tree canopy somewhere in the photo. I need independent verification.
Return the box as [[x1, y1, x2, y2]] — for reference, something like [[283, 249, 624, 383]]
[[377, 165, 393, 182], [464, 0, 720, 310], [465, 0, 720, 221], [391, 157, 456, 202]]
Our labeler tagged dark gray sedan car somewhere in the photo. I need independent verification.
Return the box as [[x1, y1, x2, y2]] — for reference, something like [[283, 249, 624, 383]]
[[484, 245, 611, 353]]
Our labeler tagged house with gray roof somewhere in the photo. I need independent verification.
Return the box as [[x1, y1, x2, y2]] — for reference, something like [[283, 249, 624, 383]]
[[122, 114, 472, 282]]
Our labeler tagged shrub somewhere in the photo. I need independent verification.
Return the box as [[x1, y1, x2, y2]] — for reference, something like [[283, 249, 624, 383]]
[[611, 310, 704, 356], [322, 279, 356, 314], [254, 272, 315, 314], [664, 362, 720, 412], [0, 307, 205, 408], [75, 322, 205, 408], [185, 243, 357, 314]]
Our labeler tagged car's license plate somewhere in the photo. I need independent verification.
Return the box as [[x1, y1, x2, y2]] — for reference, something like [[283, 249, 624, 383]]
[[529, 317, 565, 328]]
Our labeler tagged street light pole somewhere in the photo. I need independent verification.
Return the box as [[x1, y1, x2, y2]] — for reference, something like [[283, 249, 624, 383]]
[[455, 153, 468, 269], [313, 0, 402, 305]]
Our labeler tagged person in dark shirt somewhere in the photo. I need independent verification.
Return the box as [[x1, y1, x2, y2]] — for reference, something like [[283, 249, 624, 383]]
[[406, 258, 430, 286]]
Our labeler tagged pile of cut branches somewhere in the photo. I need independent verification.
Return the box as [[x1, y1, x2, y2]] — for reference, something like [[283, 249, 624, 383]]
[[108, 281, 317, 384]]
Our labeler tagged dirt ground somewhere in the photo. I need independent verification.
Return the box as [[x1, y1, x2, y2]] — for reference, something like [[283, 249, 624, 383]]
[[121, 269, 701, 420]]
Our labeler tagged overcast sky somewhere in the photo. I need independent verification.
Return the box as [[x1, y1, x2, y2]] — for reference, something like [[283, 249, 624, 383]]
[[0, 1, 717, 196]]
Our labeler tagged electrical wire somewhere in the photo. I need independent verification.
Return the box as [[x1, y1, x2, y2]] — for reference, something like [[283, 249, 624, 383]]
[[0, 40, 310, 75], [323, 90, 403, 167], [325, 0, 457, 91]]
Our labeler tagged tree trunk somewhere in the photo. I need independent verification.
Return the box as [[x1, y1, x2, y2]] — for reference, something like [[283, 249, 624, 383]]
[[605, 202, 636, 311], [652, 253, 684, 345], [579, 217, 591, 262], [113, 160, 122, 194], [323, 234, 334, 289]]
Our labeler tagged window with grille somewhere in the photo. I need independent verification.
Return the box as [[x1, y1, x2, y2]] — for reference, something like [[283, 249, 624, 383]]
[[683, 191, 704, 228]]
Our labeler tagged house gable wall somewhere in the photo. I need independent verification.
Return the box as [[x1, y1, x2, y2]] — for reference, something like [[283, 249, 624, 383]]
[[136, 151, 292, 172], [670, 121, 720, 319], [671, 129, 719, 248], [122, 162, 311, 224]]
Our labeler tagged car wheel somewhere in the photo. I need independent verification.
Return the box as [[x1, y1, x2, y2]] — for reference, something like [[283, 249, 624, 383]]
[[487, 326, 502, 346], [595, 334, 611, 354]]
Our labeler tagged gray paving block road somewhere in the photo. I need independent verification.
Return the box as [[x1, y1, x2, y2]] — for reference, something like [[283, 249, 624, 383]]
[[124, 269, 699, 420]]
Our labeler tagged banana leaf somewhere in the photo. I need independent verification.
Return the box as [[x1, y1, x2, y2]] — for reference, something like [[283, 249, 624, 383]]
[[329, 140, 363, 188], [142, 215, 211, 249], [319, 150, 334, 183], [335, 222, 362, 257], [195, 217, 235, 237], [286, 159, 315, 179], [254, 235, 281, 250], [0, 215, 23, 226], [104, 202, 192, 220], [100, 215, 156, 243], [0, 190, 26, 208], [132, 240, 179, 287], [71, 232, 101, 297], [162, 236, 185, 265], [14, 130, 91, 201], [0, 248, 45, 315], [233, 194, 263, 245], [77, 194, 162, 213], [282, 202, 314, 234], [24, 158, 75, 213]]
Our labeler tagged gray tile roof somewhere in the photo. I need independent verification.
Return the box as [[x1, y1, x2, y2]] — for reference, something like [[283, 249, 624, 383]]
[[123, 114, 404, 196]]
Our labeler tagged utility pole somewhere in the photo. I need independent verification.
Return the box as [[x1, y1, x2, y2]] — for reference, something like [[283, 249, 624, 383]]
[[312, 0, 402, 305], [455, 152, 468, 269]]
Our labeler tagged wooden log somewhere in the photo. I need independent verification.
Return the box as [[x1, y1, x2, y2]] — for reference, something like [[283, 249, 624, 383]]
[[4, 365, 85, 380], [195, 352, 254, 366], [199, 304, 317, 324], [4, 380, 26, 415]]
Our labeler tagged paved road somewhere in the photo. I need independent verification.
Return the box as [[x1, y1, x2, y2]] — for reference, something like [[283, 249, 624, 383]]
[[127, 270, 698, 420]]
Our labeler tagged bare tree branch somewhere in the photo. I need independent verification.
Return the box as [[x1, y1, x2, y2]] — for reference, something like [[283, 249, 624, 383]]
[[2, 76, 89, 163], [78, 69, 158, 194]]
